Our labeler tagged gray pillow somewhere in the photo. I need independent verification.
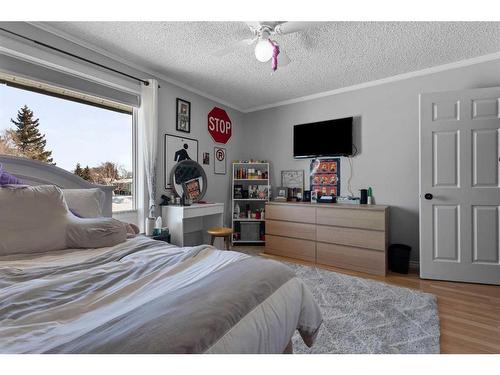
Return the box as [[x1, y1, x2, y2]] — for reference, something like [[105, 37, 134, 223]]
[[62, 188, 105, 218], [66, 216, 127, 249]]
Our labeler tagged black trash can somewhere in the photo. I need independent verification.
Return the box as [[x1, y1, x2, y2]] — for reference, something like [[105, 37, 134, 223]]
[[388, 244, 411, 274]]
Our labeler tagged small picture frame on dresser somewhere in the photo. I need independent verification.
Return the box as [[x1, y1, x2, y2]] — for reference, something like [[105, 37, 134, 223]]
[[311, 190, 318, 203], [281, 170, 305, 190], [275, 186, 288, 201]]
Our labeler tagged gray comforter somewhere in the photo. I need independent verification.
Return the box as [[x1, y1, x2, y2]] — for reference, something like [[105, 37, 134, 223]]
[[0, 237, 322, 353]]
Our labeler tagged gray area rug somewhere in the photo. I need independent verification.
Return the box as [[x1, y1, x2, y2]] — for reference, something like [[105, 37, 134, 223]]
[[282, 262, 440, 353]]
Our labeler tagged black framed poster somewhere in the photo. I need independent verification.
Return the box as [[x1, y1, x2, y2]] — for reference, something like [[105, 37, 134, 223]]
[[176, 98, 191, 133], [164, 134, 198, 188]]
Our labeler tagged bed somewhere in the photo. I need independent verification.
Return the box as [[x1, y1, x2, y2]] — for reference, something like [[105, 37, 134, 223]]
[[0, 156, 322, 354]]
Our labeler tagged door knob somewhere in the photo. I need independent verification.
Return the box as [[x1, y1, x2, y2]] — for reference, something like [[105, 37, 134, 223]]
[[424, 193, 433, 200]]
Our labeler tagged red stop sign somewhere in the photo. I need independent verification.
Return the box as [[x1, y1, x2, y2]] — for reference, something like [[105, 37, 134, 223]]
[[208, 107, 232, 144]]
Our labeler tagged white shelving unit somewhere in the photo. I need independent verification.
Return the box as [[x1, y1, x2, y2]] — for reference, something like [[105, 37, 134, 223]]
[[231, 162, 270, 245]]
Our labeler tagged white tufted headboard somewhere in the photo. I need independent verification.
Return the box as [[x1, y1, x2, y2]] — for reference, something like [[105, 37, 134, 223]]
[[0, 155, 114, 217]]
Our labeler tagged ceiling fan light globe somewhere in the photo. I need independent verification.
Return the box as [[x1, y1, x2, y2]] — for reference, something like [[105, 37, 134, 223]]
[[254, 39, 273, 62]]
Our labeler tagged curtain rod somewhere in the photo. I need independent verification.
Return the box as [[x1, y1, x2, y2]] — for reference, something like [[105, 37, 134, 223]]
[[0, 27, 156, 87]]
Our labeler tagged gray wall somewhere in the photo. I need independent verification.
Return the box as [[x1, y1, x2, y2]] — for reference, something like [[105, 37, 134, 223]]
[[241, 59, 500, 261], [155, 79, 244, 225]]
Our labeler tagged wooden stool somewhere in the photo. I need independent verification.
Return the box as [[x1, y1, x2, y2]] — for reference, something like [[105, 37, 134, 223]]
[[207, 227, 233, 250]]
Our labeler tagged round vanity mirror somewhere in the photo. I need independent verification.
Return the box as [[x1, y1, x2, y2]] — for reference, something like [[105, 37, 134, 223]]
[[170, 160, 207, 202]]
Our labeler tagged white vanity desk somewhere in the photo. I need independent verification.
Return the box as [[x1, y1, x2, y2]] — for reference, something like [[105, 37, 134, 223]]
[[161, 203, 225, 247]]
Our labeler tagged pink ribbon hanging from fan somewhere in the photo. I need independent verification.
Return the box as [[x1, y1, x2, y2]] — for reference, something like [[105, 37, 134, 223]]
[[268, 39, 280, 71]]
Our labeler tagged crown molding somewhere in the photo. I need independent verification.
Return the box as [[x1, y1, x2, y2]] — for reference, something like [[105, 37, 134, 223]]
[[27, 22, 245, 113], [242, 51, 500, 113]]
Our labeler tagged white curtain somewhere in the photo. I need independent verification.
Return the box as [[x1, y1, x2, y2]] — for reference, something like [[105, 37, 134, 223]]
[[139, 79, 159, 218]]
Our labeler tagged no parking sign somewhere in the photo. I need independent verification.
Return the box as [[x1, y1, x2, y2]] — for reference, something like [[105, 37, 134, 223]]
[[214, 147, 226, 175]]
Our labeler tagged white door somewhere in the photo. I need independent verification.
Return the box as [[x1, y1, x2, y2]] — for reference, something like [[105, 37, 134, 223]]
[[420, 87, 500, 285]]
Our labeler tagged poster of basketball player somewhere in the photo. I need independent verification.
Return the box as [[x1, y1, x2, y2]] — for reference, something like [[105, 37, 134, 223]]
[[164, 134, 198, 188]]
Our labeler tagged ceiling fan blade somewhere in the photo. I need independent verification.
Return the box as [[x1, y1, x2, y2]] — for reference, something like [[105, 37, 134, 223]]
[[245, 21, 261, 31], [278, 49, 291, 67], [275, 21, 325, 35], [211, 38, 256, 57]]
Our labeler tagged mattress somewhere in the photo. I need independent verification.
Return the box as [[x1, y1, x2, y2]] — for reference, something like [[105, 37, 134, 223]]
[[0, 236, 322, 353]]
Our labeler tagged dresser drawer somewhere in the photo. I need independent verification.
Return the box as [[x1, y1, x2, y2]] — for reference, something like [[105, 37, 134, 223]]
[[316, 225, 385, 251], [265, 235, 316, 262], [266, 204, 315, 224], [316, 207, 386, 230], [316, 242, 386, 276], [266, 220, 316, 241]]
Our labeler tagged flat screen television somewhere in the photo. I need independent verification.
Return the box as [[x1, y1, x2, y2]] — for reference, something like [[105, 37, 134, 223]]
[[293, 117, 353, 158]]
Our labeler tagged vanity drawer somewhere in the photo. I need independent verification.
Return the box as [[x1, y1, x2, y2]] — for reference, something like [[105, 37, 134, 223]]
[[266, 204, 315, 224], [266, 220, 316, 241], [265, 235, 316, 262], [316, 242, 386, 276], [316, 225, 385, 251], [316, 207, 386, 230]]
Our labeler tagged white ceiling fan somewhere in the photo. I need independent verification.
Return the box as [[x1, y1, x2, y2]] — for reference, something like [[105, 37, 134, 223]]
[[212, 21, 322, 71]]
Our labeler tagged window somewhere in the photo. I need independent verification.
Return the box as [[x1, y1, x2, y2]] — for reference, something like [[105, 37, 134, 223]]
[[0, 74, 136, 212]]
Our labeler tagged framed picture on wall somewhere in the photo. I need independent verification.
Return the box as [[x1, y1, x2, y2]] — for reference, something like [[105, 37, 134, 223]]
[[176, 98, 191, 133], [164, 134, 198, 188], [214, 147, 226, 175], [202, 152, 210, 165]]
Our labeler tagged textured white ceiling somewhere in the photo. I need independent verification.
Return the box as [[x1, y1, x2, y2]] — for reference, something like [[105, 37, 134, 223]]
[[40, 22, 500, 111]]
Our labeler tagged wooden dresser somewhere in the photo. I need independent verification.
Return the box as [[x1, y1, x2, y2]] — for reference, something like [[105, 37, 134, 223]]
[[264, 202, 390, 276]]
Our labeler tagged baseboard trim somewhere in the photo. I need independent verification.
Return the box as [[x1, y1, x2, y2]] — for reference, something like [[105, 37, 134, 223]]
[[409, 260, 420, 272]]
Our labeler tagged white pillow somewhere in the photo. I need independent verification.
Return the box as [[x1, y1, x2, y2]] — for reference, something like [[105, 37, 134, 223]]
[[0, 185, 126, 256], [0, 185, 69, 255], [63, 188, 105, 218]]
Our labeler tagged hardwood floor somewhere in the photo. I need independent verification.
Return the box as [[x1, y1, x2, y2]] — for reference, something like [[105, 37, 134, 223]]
[[233, 246, 500, 354]]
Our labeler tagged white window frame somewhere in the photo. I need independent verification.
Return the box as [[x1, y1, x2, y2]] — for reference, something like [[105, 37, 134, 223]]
[[123, 109, 138, 213]]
